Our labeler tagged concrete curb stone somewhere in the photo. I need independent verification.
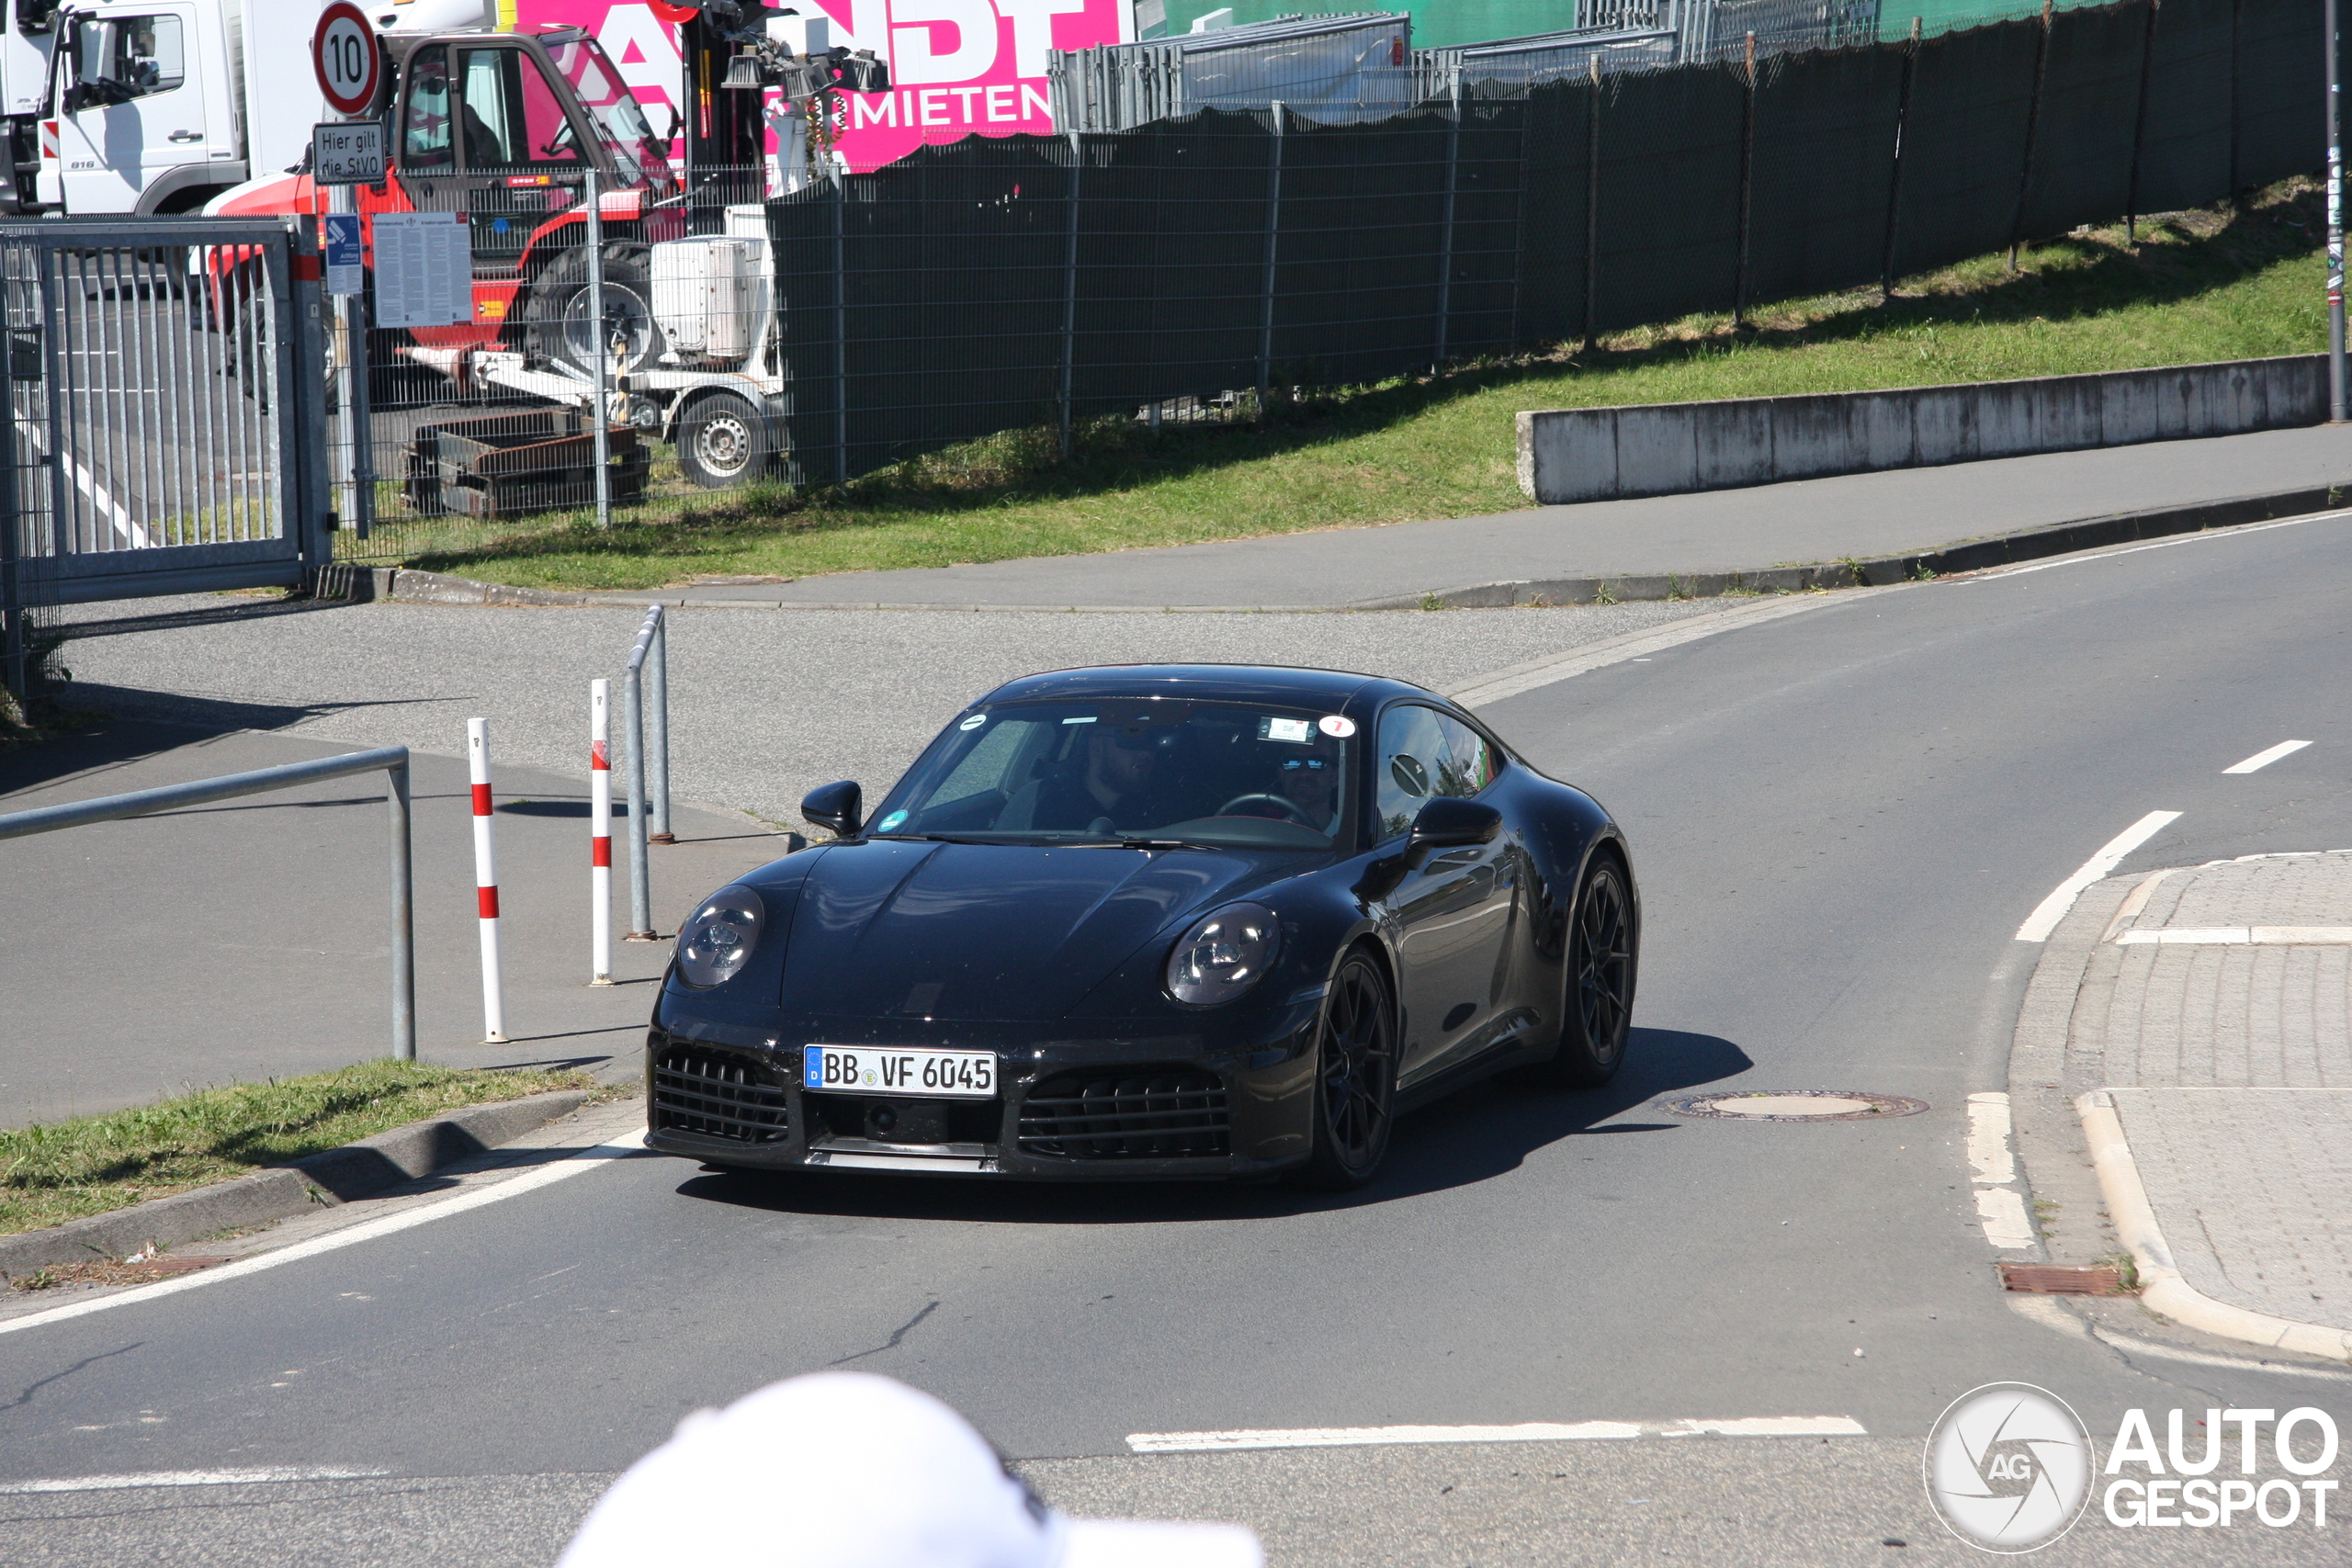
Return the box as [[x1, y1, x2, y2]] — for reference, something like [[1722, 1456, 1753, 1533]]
[[0, 1089, 590, 1278]]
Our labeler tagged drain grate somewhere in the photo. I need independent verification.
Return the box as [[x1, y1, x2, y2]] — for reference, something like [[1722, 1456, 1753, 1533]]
[[1660, 1089, 1928, 1122], [1998, 1262, 2130, 1295]]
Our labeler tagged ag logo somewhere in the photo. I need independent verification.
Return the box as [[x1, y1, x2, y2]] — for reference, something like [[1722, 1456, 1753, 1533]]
[[1925, 1382, 2093, 1552]]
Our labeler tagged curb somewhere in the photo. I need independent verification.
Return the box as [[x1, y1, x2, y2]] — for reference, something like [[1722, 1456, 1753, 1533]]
[[310, 482, 2349, 615], [0, 1089, 592, 1279], [2075, 1090, 2352, 1363]]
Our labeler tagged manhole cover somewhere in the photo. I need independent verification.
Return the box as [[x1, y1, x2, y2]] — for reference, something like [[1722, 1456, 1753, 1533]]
[[1660, 1090, 1928, 1122]]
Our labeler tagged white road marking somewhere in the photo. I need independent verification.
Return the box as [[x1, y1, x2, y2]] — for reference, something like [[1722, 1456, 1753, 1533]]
[[1974, 1187, 2037, 1250], [0, 1132, 646, 1339], [2116, 926, 2352, 945], [1125, 1416, 1866, 1454], [0, 1468, 390, 1495], [14, 415, 152, 550], [1444, 592, 1863, 709], [2222, 739, 2312, 774], [1965, 1092, 2016, 1186], [1965, 510, 2350, 582], [2014, 811, 2182, 942]]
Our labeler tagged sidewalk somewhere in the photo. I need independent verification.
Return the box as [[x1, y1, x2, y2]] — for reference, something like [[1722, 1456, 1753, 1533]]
[[2015, 851, 2352, 1360], [594, 425, 2352, 611]]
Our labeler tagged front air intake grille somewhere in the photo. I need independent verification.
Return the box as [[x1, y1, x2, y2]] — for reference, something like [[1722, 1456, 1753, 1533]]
[[652, 1046, 789, 1145], [1017, 1069, 1228, 1159]]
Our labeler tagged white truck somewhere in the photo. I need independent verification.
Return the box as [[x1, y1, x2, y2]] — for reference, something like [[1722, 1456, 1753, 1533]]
[[2, 0, 57, 211]]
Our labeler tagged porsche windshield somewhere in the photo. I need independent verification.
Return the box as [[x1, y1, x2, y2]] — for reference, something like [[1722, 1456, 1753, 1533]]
[[867, 701, 1359, 851]]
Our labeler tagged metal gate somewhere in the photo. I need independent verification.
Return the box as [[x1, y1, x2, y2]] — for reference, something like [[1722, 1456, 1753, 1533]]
[[0, 218, 330, 622]]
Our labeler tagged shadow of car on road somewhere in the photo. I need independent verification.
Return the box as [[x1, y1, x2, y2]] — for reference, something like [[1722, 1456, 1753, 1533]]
[[668, 1026, 1752, 1226]]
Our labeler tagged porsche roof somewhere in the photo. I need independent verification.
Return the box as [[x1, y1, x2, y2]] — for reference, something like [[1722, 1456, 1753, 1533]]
[[976, 664, 1432, 709]]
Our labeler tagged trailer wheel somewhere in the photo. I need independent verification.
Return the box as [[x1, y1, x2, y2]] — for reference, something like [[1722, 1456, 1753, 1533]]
[[676, 390, 775, 489], [523, 243, 664, 379]]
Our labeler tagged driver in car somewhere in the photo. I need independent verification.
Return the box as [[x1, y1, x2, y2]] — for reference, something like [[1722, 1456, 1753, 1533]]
[[1226, 732, 1341, 834], [1033, 722, 1182, 832]]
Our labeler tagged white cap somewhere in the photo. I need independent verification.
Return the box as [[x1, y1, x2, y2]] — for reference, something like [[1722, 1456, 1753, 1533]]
[[558, 1371, 1262, 1568]]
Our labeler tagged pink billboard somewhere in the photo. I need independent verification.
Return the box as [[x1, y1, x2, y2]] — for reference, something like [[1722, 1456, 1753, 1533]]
[[515, 0, 1132, 172]]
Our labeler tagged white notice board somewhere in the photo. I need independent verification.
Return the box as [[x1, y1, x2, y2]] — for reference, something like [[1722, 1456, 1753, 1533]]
[[371, 211, 472, 329]]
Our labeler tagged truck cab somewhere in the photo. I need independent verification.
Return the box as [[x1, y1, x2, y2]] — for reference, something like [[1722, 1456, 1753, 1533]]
[[38, 0, 241, 213]]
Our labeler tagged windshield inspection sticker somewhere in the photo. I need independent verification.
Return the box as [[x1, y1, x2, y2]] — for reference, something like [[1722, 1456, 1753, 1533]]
[[957, 713, 986, 730], [1062, 716, 1097, 725], [1261, 716, 1313, 743], [1318, 715, 1358, 738], [875, 810, 909, 832]]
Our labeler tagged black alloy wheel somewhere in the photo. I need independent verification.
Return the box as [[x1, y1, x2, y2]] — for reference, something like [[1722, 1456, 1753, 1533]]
[[676, 389, 775, 489], [1301, 952, 1396, 1190], [1532, 855, 1634, 1088]]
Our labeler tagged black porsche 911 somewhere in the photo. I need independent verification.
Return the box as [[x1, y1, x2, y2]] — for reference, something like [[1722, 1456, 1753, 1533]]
[[643, 664, 1637, 1189]]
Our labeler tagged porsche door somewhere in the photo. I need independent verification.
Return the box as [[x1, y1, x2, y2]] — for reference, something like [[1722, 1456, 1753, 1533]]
[[1374, 703, 1518, 1084]]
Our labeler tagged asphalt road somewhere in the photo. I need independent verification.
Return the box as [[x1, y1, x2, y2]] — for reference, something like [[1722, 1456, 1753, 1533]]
[[8, 514, 2352, 1564]]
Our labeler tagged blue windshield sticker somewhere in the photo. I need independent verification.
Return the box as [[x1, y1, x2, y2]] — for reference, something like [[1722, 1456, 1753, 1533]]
[[876, 810, 909, 832], [957, 713, 986, 730]]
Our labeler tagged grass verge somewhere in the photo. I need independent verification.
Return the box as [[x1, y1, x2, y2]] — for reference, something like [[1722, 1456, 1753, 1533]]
[[391, 178, 2327, 592], [1, 1060, 605, 1241]]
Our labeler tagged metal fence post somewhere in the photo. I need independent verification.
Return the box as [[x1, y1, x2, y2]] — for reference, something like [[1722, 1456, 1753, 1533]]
[[586, 165, 613, 528], [1258, 101, 1286, 417], [1881, 17, 1922, 300], [1582, 56, 1602, 354], [2124, 0, 2159, 246], [0, 344, 21, 702], [832, 174, 848, 488], [1433, 70, 1462, 370], [387, 750, 415, 1060], [2329, 0, 2347, 422], [2007, 0, 2056, 272], [1058, 130, 1082, 461], [647, 605, 673, 843], [1733, 33, 1758, 326]]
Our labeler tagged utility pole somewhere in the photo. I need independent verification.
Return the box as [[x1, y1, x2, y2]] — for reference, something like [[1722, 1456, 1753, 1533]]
[[2328, 0, 2346, 420]]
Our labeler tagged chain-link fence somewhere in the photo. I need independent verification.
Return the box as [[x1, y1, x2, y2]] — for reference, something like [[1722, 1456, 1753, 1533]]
[[315, 0, 2322, 565]]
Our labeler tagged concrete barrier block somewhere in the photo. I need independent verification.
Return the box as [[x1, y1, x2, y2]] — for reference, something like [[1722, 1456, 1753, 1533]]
[[1910, 389, 1975, 466], [1762, 394, 1857, 483], [1851, 391, 1917, 470], [1971, 383, 2037, 459], [1613, 407, 1699, 498], [2100, 368, 2165, 446], [1696, 398, 1774, 489], [1521, 411, 1622, 504], [2030, 373, 2106, 455]]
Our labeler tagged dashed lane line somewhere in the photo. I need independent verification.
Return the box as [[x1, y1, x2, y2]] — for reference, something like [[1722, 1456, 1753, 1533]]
[[2223, 739, 2313, 774], [1125, 1417, 1866, 1454]]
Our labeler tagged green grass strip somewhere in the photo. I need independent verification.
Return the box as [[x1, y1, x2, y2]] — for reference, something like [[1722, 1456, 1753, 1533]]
[[376, 178, 2326, 593], [1, 1060, 604, 1239]]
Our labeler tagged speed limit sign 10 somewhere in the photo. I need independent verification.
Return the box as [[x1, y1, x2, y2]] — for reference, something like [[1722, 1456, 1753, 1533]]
[[312, 1, 382, 118]]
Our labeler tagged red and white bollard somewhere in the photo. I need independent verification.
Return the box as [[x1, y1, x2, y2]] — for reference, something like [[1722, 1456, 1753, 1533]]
[[590, 680, 614, 986], [468, 716, 508, 1043]]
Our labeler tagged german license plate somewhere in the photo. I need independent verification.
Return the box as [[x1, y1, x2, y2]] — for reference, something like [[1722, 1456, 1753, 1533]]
[[802, 1045, 997, 1099]]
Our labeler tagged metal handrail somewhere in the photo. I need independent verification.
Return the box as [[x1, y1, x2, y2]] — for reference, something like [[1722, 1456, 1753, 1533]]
[[0, 745, 417, 1060], [621, 604, 670, 939]]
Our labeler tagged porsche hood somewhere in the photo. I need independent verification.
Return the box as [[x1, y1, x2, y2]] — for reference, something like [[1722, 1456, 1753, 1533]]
[[776, 840, 1280, 1021]]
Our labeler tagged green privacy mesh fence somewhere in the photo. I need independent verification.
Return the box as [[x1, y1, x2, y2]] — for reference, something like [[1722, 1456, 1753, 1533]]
[[772, 0, 2326, 490]]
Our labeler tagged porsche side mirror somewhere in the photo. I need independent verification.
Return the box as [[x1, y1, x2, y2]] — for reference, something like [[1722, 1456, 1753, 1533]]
[[1407, 796, 1501, 856], [800, 780, 861, 837]]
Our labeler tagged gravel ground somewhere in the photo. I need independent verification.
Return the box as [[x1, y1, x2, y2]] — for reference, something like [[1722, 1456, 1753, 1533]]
[[50, 595, 1736, 822]]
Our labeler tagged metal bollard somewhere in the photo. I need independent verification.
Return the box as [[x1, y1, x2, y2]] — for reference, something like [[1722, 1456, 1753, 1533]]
[[388, 754, 416, 1062], [648, 607, 673, 843], [468, 717, 508, 1043], [591, 678, 615, 982], [621, 605, 660, 939]]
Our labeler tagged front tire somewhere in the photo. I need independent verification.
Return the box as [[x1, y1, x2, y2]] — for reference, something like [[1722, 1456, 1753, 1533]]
[[1299, 952, 1396, 1190], [1528, 854, 1635, 1088]]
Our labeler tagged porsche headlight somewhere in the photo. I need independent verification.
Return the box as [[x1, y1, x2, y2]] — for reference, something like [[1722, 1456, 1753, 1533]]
[[1165, 902, 1280, 1007], [675, 886, 765, 988]]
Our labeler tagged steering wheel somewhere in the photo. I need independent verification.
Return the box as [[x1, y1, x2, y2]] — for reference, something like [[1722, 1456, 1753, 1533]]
[[1216, 792, 1314, 824]]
